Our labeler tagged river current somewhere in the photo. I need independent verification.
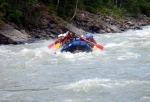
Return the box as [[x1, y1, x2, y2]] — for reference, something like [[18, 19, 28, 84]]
[[0, 26, 150, 102]]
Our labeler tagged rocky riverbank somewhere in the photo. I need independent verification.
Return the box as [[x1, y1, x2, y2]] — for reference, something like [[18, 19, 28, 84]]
[[74, 10, 150, 33], [0, 9, 150, 45]]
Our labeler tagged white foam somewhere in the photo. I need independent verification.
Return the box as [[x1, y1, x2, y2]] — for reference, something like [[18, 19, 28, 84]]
[[0, 91, 13, 101], [141, 96, 150, 101], [20, 48, 35, 57], [117, 52, 141, 60], [104, 41, 128, 48], [59, 78, 150, 93], [59, 78, 111, 92], [105, 43, 120, 48]]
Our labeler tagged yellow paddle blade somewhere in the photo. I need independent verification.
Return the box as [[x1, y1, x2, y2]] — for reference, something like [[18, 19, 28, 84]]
[[93, 45, 97, 50], [55, 43, 61, 49]]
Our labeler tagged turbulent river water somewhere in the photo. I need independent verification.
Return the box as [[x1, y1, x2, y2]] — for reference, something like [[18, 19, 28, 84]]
[[0, 26, 150, 102]]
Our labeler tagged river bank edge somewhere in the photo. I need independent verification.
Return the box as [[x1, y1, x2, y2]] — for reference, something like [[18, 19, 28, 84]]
[[0, 9, 150, 45]]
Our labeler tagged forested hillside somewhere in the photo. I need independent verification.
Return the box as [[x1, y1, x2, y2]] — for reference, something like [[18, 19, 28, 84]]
[[0, 0, 150, 27]]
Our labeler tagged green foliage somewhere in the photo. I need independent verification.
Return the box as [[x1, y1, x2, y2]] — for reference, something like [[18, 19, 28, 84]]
[[0, 12, 3, 24], [9, 9, 22, 23], [84, 0, 103, 9], [122, 0, 140, 14], [56, 7, 67, 20], [78, 0, 150, 17], [0, 2, 8, 24], [138, 1, 150, 16], [86, 6, 97, 14], [20, 5, 40, 27], [48, 0, 76, 21], [82, 0, 103, 13], [107, 0, 114, 8], [111, 6, 127, 19], [0, 2, 9, 14], [48, 4, 57, 15], [0, 0, 40, 26], [0, 0, 150, 27]]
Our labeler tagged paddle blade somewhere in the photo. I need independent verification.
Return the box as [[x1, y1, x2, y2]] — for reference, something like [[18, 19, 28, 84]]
[[48, 43, 54, 49], [96, 44, 104, 50], [93, 45, 97, 50], [55, 42, 61, 49]]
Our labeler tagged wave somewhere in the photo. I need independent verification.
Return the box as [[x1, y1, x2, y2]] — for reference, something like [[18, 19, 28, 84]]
[[58, 78, 150, 93]]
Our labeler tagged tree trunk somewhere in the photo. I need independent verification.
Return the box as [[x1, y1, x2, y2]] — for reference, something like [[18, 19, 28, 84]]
[[64, 0, 66, 7], [116, 0, 118, 6], [70, 0, 78, 21], [119, 0, 122, 8], [56, 0, 60, 9]]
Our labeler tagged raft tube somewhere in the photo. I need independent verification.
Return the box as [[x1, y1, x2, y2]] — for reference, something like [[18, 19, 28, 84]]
[[61, 40, 93, 53]]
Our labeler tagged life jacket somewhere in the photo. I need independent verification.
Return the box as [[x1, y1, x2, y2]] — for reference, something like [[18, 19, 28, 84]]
[[79, 34, 97, 46], [65, 32, 72, 39]]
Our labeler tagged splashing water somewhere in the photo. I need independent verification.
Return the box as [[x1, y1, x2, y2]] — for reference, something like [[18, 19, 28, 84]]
[[0, 26, 150, 102]]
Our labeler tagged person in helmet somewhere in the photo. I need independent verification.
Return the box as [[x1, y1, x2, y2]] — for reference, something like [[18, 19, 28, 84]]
[[78, 33, 96, 48], [56, 31, 73, 47], [85, 33, 97, 44]]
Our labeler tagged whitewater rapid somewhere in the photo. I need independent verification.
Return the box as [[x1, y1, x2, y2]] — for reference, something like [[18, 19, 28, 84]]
[[0, 26, 150, 102]]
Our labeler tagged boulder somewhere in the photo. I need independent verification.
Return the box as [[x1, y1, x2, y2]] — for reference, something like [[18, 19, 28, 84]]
[[0, 24, 31, 44], [66, 24, 87, 34]]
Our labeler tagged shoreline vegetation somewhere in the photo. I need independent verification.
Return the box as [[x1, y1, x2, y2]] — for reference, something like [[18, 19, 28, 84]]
[[0, 0, 150, 45]]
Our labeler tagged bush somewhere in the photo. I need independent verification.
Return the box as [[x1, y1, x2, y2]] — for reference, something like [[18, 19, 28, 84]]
[[9, 9, 22, 23], [20, 5, 40, 27], [48, 4, 57, 15], [56, 8, 67, 20], [0, 0, 150, 27], [139, 3, 150, 17]]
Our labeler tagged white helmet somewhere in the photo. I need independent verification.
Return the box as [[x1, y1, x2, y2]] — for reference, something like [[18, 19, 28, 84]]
[[58, 34, 63, 37], [64, 31, 69, 36], [63, 33, 66, 36]]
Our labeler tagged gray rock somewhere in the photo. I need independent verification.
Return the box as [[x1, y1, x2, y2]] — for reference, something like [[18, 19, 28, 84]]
[[66, 24, 87, 35], [0, 24, 31, 44]]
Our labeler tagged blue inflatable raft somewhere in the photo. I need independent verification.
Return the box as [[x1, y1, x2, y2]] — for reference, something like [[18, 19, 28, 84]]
[[60, 40, 93, 53]]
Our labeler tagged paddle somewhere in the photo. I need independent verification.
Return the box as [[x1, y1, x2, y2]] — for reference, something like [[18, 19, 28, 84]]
[[48, 43, 55, 49], [95, 43, 104, 50], [47, 40, 61, 54], [54, 42, 61, 54], [55, 42, 61, 48], [48, 39, 61, 49]]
